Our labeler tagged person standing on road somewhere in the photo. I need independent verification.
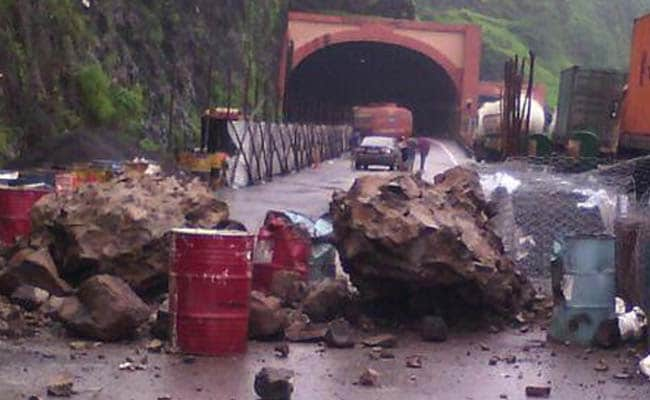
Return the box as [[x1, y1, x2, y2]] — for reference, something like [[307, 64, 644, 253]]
[[349, 131, 362, 170], [417, 136, 431, 172]]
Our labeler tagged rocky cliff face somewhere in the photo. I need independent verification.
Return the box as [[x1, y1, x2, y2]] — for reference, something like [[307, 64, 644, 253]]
[[0, 0, 286, 162]]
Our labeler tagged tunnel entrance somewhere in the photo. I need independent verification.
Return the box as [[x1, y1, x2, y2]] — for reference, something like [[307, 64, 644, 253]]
[[285, 42, 459, 137]]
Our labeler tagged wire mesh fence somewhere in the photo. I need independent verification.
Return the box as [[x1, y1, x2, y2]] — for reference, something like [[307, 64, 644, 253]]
[[479, 155, 650, 278]]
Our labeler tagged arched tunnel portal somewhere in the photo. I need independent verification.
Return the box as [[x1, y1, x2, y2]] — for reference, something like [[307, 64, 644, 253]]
[[285, 41, 460, 137]]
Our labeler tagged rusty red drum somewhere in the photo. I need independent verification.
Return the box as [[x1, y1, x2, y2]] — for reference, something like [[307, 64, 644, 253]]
[[170, 228, 254, 356], [0, 187, 50, 246]]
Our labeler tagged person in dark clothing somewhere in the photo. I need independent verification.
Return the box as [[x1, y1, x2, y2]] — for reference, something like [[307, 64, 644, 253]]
[[417, 137, 431, 172], [349, 131, 361, 151]]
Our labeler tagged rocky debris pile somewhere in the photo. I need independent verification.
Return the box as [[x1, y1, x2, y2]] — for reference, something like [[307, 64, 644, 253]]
[[30, 175, 228, 294], [331, 167, 534, 319], [248, 278, 354, 343], [0, 175, 228, 341]]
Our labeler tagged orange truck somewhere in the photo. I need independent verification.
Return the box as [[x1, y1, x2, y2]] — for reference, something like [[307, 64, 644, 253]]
[[618, 14, 650, 151], [352, 103, 413, 139]]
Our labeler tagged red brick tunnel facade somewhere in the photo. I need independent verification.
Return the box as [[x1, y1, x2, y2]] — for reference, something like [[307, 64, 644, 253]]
[[281, 13, 481, 140]]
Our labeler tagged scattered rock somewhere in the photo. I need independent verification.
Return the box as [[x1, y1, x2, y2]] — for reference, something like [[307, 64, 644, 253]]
[[274, 343, 290, 358], [480, 343, 490, 351], [254, 367, 295, 400], [46, 373, 74, 397], [488, 356, 499, 366], [68, 341, 90, 351], [301, 279, 351, 323], [594, 360, 609, 372], [420, 316, 448, 342], [119, 361, 146, 371], [406, 355, 422, 369], [362, 334, 397, 348], [10, 285, 50, 311], [270, 271, 307, 306], [147, 339, 163, 353], [358, 368, 380, 386], [56, 275, 149, 341], [324, 319, 355, 349], [249, 291, 288, 339], [613, 372, 632, 380], [504, 355, 517, 364], [525, 385, 551, 398], [0, 248, 72, 297]]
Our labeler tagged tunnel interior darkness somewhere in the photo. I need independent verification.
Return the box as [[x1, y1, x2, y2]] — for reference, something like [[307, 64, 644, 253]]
[[286, 42, 459, 136]]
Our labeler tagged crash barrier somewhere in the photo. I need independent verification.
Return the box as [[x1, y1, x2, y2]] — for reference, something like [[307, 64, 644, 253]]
[[170, 229, 254, 356], [227, 121, 352, 187], [0, 187, 51, 246]]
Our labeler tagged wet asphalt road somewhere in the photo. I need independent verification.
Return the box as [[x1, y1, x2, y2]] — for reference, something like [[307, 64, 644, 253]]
[[1, 139, 649, 399], [220, 138, 467, 230], [0, 328, 648, 399]]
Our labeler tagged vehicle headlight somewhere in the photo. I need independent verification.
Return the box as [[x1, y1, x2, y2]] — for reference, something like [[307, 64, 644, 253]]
[[382, 148, 392, 154]]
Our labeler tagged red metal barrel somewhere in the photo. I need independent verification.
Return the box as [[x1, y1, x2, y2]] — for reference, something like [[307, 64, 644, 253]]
[[0, 187, 50, 246], [170, 228, 254, 356]]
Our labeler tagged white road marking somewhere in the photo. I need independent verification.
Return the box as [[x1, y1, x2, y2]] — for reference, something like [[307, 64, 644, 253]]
[[430, 139, 459, 166]]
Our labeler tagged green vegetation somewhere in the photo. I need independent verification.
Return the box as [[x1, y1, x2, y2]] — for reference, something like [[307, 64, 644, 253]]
[[415, 0, 650, 107], [138, 137, 160, 153], [76, 64, 144, 132], [76, 65, 116, 125], [428, 9, 561, 106]]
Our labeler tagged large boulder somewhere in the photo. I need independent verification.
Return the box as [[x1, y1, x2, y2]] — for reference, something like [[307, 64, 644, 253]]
[[300, 279, 351, 323], [331, 167, 534, 317], [56, 275, 149, 341], [0, 248, 72, 297], [30, 175, 228, 294]]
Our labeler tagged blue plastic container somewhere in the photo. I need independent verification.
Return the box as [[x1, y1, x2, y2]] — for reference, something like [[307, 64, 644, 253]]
[[550, 235, 616, 346]]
